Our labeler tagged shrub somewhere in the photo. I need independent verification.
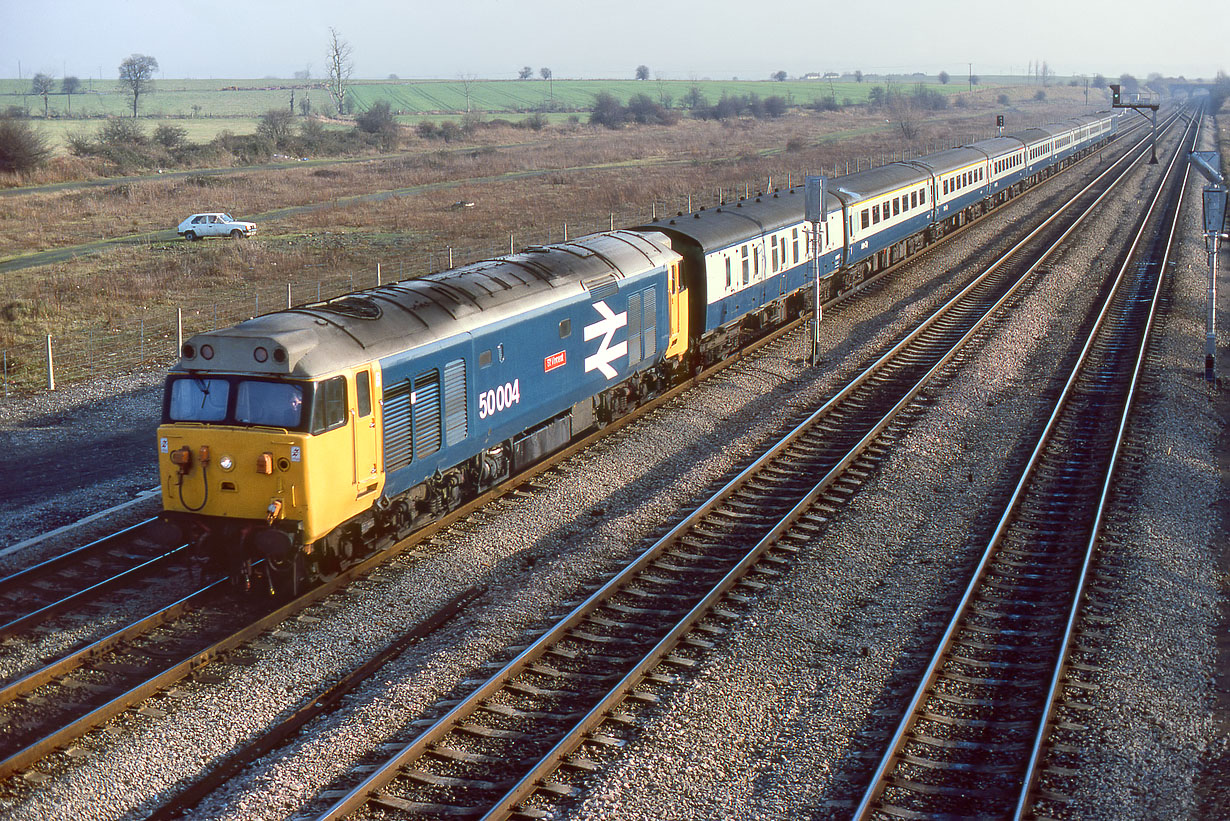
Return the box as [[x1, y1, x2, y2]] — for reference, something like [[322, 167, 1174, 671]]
[[0, 115, 50, 173], [997, 93, 1010, 105], [98, 118, 147, 147], [257, 108, 295, 149], [153, 123, 188, 150], [590, 92, 627, 128]]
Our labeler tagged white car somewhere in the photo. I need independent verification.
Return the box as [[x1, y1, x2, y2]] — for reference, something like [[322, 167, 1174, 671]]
[[178, 212, 257, 240]]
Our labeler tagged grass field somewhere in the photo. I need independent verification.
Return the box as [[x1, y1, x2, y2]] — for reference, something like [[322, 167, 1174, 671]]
[[1, 75, 1053, 121], [3, 75, 1095, 156]]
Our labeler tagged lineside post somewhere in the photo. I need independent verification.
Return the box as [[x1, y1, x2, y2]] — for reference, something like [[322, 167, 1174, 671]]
[[804, 176, 827, 366], [1191, 150, 1228, 384]]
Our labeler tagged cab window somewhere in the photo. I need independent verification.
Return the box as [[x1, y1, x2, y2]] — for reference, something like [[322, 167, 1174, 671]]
[[312, 376, 348, 433], [168, 377, 229, 422], [236, 380, 303, 428]]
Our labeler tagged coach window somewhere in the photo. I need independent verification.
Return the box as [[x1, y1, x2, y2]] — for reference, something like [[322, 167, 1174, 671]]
[[861, 209, 869, 230], [741, 245, 750, 285], [893, 198, 900, 216], [772, 242, 779, 272], [792, 228, 799, 264], [872, 204, 880, 224], [559, 318, 571, 338], [911, 191, 918, 209], [725, 256, 732, 288], [943, 179, 948, 195], [311, 376, 348, 434], [920, 188, 926, 204], [356, 370, 372, 418]]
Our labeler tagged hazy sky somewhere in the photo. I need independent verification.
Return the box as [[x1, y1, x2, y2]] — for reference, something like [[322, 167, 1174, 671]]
[[2, 0, 1225, 82]]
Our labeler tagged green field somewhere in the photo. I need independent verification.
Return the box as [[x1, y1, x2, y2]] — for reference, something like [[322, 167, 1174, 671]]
[[0, 75, 1014, 121], [1, 75, 1055, 154]]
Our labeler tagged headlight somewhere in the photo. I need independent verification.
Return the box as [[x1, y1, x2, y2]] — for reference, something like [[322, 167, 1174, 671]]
[[219, 455, 235, 471]]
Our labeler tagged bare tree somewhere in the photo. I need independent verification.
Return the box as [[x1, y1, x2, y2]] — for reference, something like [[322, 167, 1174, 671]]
[[938, 70, 950, 85], [62, 76, 80, 114], [635, 64, 650, 81], [31, 73, 54, 117], [118, 54, 158, 117], [890, 93, 920, 141], [294, 67, 311, 81], [772, 70, 787, 82], [326, 28, 353, 116], [539, 67, 552, 80], [459, 73, 476, 113], [518, 65, 533, 80], [1040, 61, 1052, 87]]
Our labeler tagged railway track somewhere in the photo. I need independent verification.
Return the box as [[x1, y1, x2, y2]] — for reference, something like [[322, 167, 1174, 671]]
[[849, 108, 1198, 820], [0, 114, 1157, 811], [291, 114, 1181, 821], [0, 518, 185, 640]]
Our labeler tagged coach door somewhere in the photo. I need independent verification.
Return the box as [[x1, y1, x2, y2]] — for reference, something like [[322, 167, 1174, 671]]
[[353, 367, 379, 497]]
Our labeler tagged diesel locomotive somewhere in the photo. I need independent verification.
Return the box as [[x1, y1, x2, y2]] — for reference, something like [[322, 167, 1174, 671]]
[[155, 111, 1120, 594]]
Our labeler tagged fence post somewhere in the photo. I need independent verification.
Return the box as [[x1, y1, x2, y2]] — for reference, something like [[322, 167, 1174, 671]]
[[510, 234, 514, 254], [376, 263, 381, 287], [255, 294, 260, 317], [564, 223, 568, 241], [3, 350, 8, 398], [610, 213, 614, 230], [177, 308, 183, 355], [46, 334, 55, 391], [449, 247, 454, 268], [139, 317, 145, 365]]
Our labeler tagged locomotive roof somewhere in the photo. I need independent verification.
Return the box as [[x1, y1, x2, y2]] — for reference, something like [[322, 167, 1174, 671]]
[[172, 230, 677, 379], [637, 187, 837, 252]]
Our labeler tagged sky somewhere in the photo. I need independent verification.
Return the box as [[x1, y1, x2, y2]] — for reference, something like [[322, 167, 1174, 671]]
[[1, 0, 1225, 83]]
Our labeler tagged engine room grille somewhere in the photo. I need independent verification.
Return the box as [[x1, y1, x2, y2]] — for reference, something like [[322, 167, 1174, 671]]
[[443, 358, 468, 447]]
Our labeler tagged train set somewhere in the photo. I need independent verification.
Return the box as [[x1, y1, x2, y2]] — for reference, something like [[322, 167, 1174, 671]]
[[155, 111, 1120, 594]]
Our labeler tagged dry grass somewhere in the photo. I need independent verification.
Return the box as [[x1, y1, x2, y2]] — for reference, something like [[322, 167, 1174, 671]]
[[0, 88, 1101, 391]]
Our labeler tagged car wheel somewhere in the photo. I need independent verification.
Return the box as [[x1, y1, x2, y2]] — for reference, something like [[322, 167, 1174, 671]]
[[231, 229, 243, 239], [184, 231, 197, 241]]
